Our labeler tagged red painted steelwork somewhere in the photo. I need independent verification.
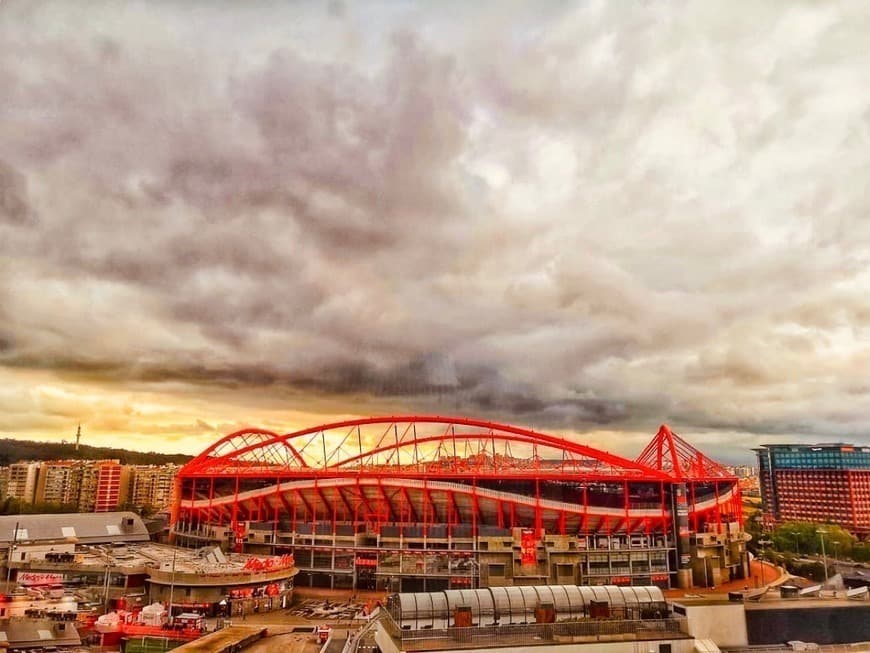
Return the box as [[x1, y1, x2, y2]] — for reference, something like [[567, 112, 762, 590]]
[[635, 424, 732, 481], [173, 417, 740, 537]]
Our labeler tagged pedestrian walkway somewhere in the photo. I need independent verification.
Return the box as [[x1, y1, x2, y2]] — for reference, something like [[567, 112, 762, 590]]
[[664, 559, 788, 598], [173, 625, 267, 653]]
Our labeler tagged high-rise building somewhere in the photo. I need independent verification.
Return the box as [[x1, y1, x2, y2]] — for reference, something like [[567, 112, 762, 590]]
[[0, 467, 10, 500], [76, 462, 98, 512], [76, 460, 131, 513], [130, 464, 180, 511], [35, 461, 77, 505], [755, 443, 870, 535], [726, 465, 755, 479], [6, 462, 40, 504], [95, 461, 130, 513]]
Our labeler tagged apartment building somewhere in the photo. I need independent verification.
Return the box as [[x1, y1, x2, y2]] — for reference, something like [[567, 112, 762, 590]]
[[3, 458, 182, 514], [94, 461, 131, 512], [130, 464, 180, 511], [7, 462, 40, 504], [34, 460, 77, 505], [0, 466, 9, 500]]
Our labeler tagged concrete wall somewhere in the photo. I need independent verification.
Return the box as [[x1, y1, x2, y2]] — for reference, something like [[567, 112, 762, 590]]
[[12, 542, 76, 561], [679, 602, 747, 648], [746, 604, 870, 646], [375, 628, 696, 653]]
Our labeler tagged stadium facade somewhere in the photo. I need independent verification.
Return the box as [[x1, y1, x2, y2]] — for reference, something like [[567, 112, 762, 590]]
[[171, 417, 747, 591]]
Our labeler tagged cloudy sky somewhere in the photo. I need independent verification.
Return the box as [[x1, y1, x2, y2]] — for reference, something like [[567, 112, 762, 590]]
[[1, 1, 868, 463]]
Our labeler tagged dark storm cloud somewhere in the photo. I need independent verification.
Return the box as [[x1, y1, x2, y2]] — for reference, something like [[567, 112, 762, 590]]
[[1, 1, 869, 456]]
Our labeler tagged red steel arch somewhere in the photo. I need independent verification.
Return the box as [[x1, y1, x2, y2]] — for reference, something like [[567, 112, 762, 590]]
[[186, 426, 309, 471], [173, 416, 741, 542], [182, 415, 670, 480]]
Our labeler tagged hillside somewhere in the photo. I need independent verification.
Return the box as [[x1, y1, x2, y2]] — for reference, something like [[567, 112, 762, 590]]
[[0, 438, 192, 466]]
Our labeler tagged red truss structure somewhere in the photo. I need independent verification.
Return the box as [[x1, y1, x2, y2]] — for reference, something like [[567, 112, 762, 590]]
[[635, 424, 733, 481], [173, 417, 741, 540]]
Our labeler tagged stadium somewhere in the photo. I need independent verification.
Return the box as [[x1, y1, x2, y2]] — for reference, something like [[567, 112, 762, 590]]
[[170, 416, 746, 592]]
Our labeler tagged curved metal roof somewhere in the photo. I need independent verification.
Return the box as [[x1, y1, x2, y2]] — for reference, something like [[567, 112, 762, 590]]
[[0, 512, 149, 546], [388, 584, 667, 625]]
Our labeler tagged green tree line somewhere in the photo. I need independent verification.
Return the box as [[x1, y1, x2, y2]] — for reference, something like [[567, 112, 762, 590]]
[[745, 510, 870, 565], [0, 438, 191, 466]]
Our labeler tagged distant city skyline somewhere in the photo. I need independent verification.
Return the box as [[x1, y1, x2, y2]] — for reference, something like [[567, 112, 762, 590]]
[[1, 1, 868, 464]]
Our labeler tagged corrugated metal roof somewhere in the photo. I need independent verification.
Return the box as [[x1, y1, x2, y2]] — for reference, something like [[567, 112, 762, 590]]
[[0, 512, 150, 545], [0, 619, 82, 648]]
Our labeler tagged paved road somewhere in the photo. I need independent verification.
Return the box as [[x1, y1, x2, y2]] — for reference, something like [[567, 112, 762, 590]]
[[663, 559, 786, 598], [245, 629, 323, 653], [175, 625, 267, 652]]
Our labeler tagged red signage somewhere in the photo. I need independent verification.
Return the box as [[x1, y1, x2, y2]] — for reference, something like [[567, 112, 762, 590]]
[[520, 529, 537, 566], [355, 558, 378, 567], [18, 572, 64, 587], [232, 523, 247, 553], [242, 554, 295, 572], [230, 588, 253, 599]]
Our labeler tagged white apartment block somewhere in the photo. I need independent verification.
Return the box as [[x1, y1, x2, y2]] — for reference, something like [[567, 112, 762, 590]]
[[6, 462, 40, 503]]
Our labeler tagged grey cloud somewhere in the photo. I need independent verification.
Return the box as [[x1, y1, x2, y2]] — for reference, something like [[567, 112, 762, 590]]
[[1, 1, 869, 457], [0, 329, 12, 353], [0, 161, 35, 226]]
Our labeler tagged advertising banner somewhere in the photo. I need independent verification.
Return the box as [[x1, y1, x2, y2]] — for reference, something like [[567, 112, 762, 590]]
[[520, 528, 537, 565], [18, 572, 64, 586]]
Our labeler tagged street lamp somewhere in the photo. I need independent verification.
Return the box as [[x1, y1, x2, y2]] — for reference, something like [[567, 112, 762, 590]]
[[5, 521, 20, 591], [166, 546, 179, 624], [790, 532, 800, 556], [102, 556, 112, 613], [758, 537, 772, 586], [816, 529, 829, 583], [468, 559, 480, 591]]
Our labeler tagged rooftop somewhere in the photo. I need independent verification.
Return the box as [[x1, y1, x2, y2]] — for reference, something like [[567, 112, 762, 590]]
[[0, 512, 149, 546], [23, 542, 297, 584], [670, 592, 869, 610], [755, 443, 867, 451], [0, 617, 82, 648]]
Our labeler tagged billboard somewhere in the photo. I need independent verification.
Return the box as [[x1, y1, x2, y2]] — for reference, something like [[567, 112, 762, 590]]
[[18, 572, 64, 587], [520, 529, 537, 566]]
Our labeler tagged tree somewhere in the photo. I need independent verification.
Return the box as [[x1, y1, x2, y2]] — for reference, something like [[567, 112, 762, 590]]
[[745, 509, 764, 554], [0, 497, 80, 515], [771, 521, 856, 559]]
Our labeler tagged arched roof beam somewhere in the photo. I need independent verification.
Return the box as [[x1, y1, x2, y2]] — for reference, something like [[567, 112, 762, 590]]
[[182, 416, 668, 480]]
